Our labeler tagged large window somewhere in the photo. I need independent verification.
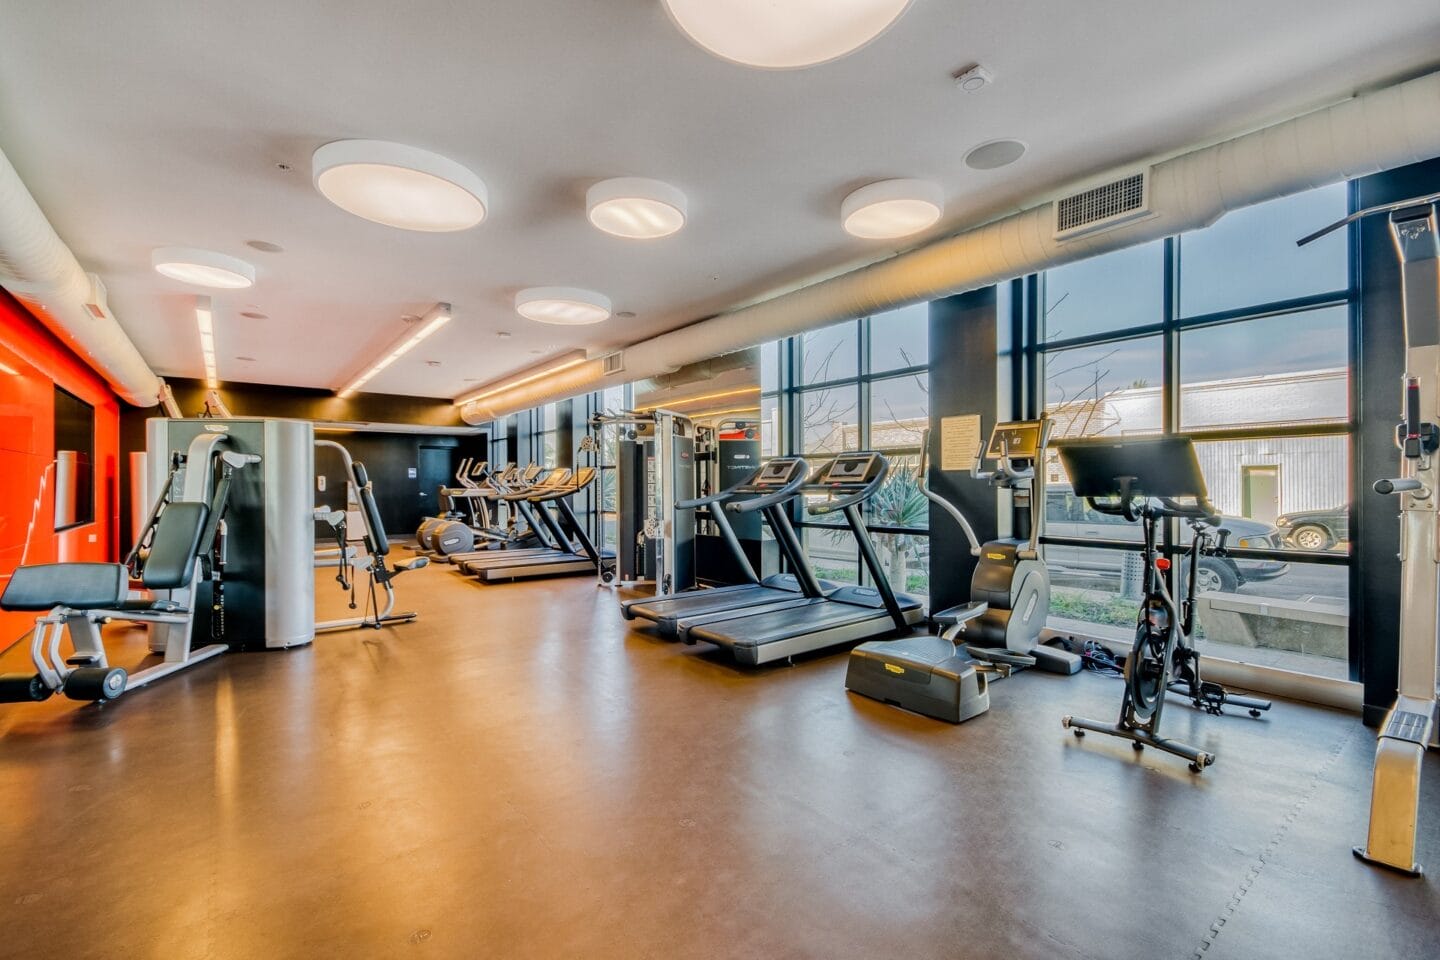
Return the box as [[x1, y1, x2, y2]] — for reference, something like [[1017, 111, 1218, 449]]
[[764, 304, 931, 598], [1029, 183, 1353, 680]]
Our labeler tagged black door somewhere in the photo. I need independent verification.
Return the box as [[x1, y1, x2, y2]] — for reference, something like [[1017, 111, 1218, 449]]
[[417, 445, 455, 525]]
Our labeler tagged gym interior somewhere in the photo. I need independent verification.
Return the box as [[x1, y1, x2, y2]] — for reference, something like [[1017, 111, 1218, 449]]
[[1, 4, 1439, 958]]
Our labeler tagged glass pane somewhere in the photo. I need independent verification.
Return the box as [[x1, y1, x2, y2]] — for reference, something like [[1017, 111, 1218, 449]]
[[1043, 336, 1163, 440], [872, 532, 929, 600], [1042, 241, 1164, 343], [541, 403, 558, 432], [1179, 183, 1349, 317], [869, 303, 928, 372], [541, 432, 557, 468], [1044, 545, 1147, 635], [869, 374, 928, 452], [800, 384, 859, 454], [1192, 562, 1349, 680], [803, 527, 859, 584], [867, 454, 926, 530], [761, 340, 780, 393], [800, 320, 859, 384], [1192, 437, 1349, 553], [1180, 307, 1348, 429], [761, 395, 780, 458]]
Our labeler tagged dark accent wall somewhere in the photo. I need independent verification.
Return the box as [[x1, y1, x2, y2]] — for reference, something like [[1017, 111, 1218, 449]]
[[120, 378, 486, 544], [927, 289, 1001, 614], [1353, 156, 1440, 724]]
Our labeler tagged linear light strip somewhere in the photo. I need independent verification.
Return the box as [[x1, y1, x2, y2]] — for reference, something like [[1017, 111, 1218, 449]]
[[455, 352, 589, 407], [196, 296, 218, 389], [639, 386, 761, 410], [337, 302, 452, 398]]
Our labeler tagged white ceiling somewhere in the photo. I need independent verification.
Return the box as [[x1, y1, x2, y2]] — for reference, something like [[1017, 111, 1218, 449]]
[[2, 1, 1438, 401]]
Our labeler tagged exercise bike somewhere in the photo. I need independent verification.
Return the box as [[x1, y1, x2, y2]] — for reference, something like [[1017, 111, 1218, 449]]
[[1057, 436, 1271, 771]]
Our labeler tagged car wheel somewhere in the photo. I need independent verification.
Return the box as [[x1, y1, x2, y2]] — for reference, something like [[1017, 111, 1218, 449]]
[[1191, 558, 1238, 594], [1290, 524, 1332, 551]]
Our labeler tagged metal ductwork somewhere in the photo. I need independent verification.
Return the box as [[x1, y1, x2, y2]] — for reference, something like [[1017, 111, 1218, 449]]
[[0, 145, 161, 406], [460, 67, 1440, 424]]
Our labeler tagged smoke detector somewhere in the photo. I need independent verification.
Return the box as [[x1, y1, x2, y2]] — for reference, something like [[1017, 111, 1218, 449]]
[[953, 64, 993, 92]]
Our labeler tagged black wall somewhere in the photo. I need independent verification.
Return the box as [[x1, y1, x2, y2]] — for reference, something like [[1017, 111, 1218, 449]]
[[927, 289, 1001, 614], [1353, 156, 1440, 724], [121, 378, 486, 543]]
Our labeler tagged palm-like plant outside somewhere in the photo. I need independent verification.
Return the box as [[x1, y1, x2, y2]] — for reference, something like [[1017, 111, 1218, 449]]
[[825, 461, 928, 589]]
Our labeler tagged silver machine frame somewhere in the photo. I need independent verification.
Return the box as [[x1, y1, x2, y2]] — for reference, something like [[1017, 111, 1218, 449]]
[[589, 409, 696, 595], [1306, 193, 1440, 875], [313, 438, 423, 631]]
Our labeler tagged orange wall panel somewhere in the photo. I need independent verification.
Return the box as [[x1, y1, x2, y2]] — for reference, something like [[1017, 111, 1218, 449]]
[[0, 288, 122, 643]]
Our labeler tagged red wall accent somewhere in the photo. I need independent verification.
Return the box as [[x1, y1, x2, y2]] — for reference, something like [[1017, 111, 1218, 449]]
[[0, 288, 121, 644]]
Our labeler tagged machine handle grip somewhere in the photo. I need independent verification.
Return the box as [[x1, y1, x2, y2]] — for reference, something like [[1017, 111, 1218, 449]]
[[1375, 477, 1424, 495]]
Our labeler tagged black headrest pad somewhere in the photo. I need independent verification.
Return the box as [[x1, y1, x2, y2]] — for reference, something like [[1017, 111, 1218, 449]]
[[1, 563, 128, 611]]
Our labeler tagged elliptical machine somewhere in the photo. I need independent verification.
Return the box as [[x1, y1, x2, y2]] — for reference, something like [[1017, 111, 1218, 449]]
[[1056, 436, 1272, 772], [845, 418, 1078, 723]]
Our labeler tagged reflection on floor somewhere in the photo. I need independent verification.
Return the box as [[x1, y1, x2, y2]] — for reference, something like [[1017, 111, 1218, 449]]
[[0, 561, 1435, 960]]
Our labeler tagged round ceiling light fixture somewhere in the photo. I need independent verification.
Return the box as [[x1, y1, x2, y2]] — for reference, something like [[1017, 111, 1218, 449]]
[[151, 247, 256, 289], [515, 287, 612, 326], [312, 139, 488, 232], [662, 0, 913, 69], [841, 179, 943, 239], [586, 178, 687, 239], [964, 139, 1027, 171]]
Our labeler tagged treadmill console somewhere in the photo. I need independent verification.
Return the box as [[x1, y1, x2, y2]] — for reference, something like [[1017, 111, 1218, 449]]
[[985, 420, 1044, 460], [752, 458, 806, 486], [821, 453, 879, 485]]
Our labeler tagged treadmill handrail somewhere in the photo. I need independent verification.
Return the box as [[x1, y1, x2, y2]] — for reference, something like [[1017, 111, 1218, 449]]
[[728, 477, 812, 513]]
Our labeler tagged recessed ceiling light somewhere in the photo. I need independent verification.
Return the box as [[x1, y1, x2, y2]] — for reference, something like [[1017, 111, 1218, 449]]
[[515, 287, 611, 326], [239, 311, 268, 320], [964, 139, 1027, 171], [841, 179, 943, 239], [587, 178, 687, 239], [496, 331, 512, 339], [236, 356, 257, 362], [312, 140, 488, 232], [246, 240, 284, 253], [662, 0, 912, 69], [615, 311, 637, 319], [152, 247, 256, 289], [195, 296, 219, 388]]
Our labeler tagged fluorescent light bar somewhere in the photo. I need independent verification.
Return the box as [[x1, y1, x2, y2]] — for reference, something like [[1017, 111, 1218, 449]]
[[0, 360, 18, 376], [455, 352, 589, 407], [336, 302, 452, 399]]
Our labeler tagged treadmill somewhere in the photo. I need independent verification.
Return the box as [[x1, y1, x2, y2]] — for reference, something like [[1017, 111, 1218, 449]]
[[460, 468, 607, 581], [682, 451, 924, 665], [621, 456, 839, 637]]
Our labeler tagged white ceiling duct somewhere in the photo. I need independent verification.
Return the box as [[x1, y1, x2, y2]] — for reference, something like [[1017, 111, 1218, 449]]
[[460, 67, 1440, 424], [0, 145, 161, 406]]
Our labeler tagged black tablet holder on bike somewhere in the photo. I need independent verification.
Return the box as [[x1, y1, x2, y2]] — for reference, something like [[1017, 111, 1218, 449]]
[[1056, 436, 1271, 772]]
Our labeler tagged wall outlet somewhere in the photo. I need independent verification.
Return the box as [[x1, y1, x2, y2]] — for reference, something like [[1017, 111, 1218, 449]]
[[317, 475, 327, 492]]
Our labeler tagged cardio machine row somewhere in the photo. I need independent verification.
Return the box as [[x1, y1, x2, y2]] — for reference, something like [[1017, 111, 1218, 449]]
[[416, 460, 610, 583]]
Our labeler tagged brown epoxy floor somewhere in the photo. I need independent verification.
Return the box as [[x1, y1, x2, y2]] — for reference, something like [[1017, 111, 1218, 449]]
[[1, 560, 1437, 960]]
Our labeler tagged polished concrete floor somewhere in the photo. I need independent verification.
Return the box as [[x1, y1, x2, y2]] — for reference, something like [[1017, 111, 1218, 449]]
[[1, 562, 1437, 960]]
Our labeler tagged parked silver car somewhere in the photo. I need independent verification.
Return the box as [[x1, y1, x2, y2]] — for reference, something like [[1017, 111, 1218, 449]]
[[1043, 485, 1291, 592]]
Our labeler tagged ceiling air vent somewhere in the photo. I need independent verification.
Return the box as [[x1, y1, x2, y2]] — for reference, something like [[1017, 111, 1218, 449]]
[[1053, 169, 1152, 241], [602, 351, 625, 376]]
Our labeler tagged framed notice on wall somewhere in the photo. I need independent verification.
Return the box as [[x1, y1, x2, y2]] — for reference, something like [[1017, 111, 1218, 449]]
[[939, 414, 983, 472]]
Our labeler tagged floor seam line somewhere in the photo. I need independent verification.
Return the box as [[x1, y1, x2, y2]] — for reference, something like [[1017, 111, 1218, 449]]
[[1191, 723, 1359, 959]]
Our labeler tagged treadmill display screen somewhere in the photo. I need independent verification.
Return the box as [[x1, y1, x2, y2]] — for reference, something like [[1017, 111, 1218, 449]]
[[986, 421, 1042, 459], [755, 459, 799, 485], [822, 454, 876, 483]]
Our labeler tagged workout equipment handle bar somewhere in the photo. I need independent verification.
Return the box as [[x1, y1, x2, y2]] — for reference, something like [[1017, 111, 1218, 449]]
[[726, 467, 812, 514], [1297, 189, 1440, 246], [917, 428, 982, 557], [1375, 477, 1425, 495]]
